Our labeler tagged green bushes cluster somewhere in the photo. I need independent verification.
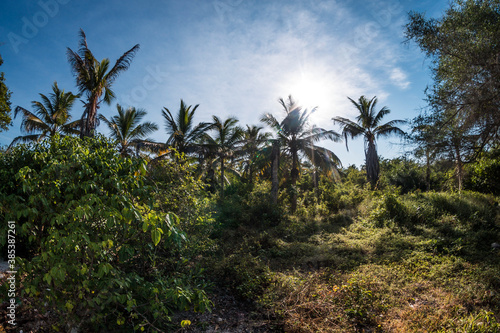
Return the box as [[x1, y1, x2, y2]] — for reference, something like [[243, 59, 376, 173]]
[[215, 180, 281, 229], [466, 148, 500, 195], [0, 136, 210, 331]]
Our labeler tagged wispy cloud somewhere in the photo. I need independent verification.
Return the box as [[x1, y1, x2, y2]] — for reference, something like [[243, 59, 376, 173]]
[[163, 0, 412, 129], [390, 67, 410, 90]]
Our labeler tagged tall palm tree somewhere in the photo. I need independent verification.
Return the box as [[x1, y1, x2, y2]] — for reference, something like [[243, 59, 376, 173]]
[[261, 95, 341, 211], [67, 29, 140, 138], [161, 100, 210, 155], [10, 82, 79, 147], [333, 95, 406, 188], [200, 116, 244, 199], [240, 125, 272, 182], [98, 105, 158, 157]]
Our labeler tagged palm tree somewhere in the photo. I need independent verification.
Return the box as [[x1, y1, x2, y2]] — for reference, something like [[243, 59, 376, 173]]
[[161, 100, 210, 155], [98, 105, 158, 157], [200, 116, 244, 199], [261, 95, 341, 211], [333, 95, 406, 188], [67, 29, 140, 138], [240, 125, 272, 182], [10, 82, 79, 147]]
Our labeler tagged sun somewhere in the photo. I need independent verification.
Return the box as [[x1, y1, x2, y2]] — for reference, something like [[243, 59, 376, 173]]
[[287, 73, 332, 124]]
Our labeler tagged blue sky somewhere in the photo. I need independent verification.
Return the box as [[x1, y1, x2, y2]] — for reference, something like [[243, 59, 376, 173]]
[[0, 0, 447, 167]]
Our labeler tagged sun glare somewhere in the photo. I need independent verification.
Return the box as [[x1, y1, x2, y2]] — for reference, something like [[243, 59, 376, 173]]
[[288, 73, 332, 125]]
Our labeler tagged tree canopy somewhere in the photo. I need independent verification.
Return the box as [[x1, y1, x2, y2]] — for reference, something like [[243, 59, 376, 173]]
[[0, 54, 12, 132], [405, 0, 500, 150], [10, 82, 79, 147]]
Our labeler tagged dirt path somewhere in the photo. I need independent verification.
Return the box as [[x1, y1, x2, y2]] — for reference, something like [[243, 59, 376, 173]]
[[172, 288, 281, 332]]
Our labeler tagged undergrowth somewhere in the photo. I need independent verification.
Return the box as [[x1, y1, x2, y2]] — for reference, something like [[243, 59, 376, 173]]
[[209, 184, 500, 332]]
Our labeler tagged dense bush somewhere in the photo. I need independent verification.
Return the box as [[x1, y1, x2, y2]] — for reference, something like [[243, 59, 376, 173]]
[[379, 158, 428, 193], [466, 148, 500, 195], [0, 136, 210, 331], [215, 180, 281, 229]]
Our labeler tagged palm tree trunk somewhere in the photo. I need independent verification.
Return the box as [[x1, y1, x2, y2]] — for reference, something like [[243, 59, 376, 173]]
[[249, 150, 254, 184], [313, 169, 319, 199], [365, 140, 379, 189], [291, 145, 299, 212], [220, 156, 225, 200], [81, 97, 98, 138], [271, 141, 279, 204]]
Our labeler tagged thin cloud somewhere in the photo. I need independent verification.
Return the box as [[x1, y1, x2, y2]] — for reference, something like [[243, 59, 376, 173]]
[[390, 67, 410, 90], [168, 0, 409, 128]]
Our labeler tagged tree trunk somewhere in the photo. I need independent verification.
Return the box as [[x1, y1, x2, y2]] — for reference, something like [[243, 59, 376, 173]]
[[220, 156, 225, 200], [81, 97, 98, 138], [249, 152, 254, 184], [425, 148, 431, 191], [454, 144, 464, 193], [313, 169, 319, 199], [291, 144, 299, 212], [365, 140, 379, 189], [271, 141, 279, 204]]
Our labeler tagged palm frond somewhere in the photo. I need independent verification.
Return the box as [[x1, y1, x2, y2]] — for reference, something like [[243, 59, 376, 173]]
[[372, 106, 391, 127], [105, 44, 140, 84], [375, 123, 407, 138], [8, 134, 43, 150]]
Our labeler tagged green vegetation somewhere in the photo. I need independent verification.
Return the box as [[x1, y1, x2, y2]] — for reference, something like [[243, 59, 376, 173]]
[[10, 82, 79, 147], [333, 96, 406, 188], [1, 1, 499, 331], [207, 177, 500, 332], [98, 104, 158, 157], [405, 0, 500, 191], [0, 53, 12, 132]]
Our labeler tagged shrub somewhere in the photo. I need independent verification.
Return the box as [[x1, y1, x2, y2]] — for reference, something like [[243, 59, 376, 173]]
[[466, 149, 500, 195], [0, 136, 210, 331]]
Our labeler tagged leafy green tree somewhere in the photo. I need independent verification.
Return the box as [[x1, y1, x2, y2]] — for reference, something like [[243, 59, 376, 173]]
[[0, 54, 12, 131], [410, 113, 444, 191], [98, 104, 158, 157], [262, 95, 341, 211], [0, 135, 210, 331], [200, 115, 244, 199], [379, 157, 428, 193], [333, 96, 406, 188], [160, 99, 210, 155], [405, 0, 500, 150], [67, 29, 139, 138], [10, 82, 79, 147], [466, 146, 500, 195], [436, 109, 480, 192]]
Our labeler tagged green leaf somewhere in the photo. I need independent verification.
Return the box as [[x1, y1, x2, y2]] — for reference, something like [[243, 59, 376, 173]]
[[151, 227, 163, 246], [44, 273, 52, 285], [65, 301, 74, 312]]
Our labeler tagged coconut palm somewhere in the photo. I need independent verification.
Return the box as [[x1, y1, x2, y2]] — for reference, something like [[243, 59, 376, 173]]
[[200, 116, 244, 199], [239, 125, 272, 182], [333, 95, 406, 188], [98, 105, 158, 157], [261, 95, 342, 211], [10, 82, 79, 147], [67, 29, 139, 138], [161, 100, 210, 155]]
